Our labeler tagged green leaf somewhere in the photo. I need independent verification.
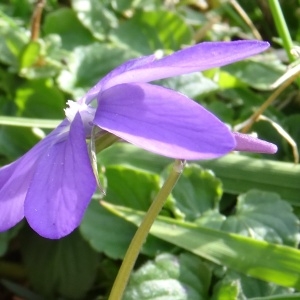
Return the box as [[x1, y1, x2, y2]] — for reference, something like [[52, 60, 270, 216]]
[[57, 43, 137, 98], [80, 200, 137, 259], [222, 58, 285, 90], [172, 164, 223, 220], [0, 18, 27, 70], [15, 78, 65, 119], [103, 203, 300, 289], [71, 0, 117, 40], [20, 229, 98, 299], [0, 126, 40, 159], [80, 166, 173, 258], [124, 253, 211, 300], [213, 270, 294, 300], [43, 8, 94, 50], [199, 154, 300, 206], [221, 190, 299, 247], [111, 0, 135, 12], [156, 72, 218, 99], [99, 142, 171, 174], [19, 41, 40, 69], [105, 165, 160, 210], [211, 277, 239, 300], [110, 10, 192, 54], [81, 201, 173, 259]]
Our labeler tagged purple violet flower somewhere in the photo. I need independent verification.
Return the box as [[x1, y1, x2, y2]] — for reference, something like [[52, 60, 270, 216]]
[[0, 40, 277, 239]]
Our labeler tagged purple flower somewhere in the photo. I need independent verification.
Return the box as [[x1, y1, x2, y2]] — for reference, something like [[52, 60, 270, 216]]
[[0, 40, 277, 239]]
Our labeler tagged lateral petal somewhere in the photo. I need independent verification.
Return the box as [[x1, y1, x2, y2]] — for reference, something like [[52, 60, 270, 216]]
[[25, 114, 97, 239], [94, 83, 235, 160]]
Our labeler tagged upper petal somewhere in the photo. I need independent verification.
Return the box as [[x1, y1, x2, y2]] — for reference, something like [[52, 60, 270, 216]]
[[24, 114, 97, 239], [94, 83, 235, 160], [102, 40, 269, 90], [80, 55, 156, 105], [233, 132, 278, 154]]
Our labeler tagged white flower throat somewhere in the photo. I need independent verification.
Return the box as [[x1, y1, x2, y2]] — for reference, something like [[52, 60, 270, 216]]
[[64, 100, 96, 132]]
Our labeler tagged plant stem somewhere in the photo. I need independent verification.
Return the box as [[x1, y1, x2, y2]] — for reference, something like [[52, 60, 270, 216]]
[[95, 132, 120, 153], [268, 0, 294, 62], [108, 159, 186, 300], [30, 0, 45, 41]]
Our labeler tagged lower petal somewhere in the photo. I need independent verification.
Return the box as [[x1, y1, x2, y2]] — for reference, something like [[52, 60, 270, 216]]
[[94, 83, 235, 160], [25, 114, 97, 239], [0, 120, 70, 232]]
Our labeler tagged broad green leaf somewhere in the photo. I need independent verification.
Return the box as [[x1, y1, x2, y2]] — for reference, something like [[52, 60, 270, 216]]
[[19, 35, 71, 79], [206, 101, 235, 125], [111, 0, 136, 11], [43, 8, 94, 50], [124, 253, 211, 300], [200, 154, 300, 206], [217, 87, 268, 120], [72, 0, 117, 40], [213, 270, 294, 300], [172, 164, 222, 220], [80, 200, 137, 259], [15, 78, 65, 119], [57, 43, 136, 98], [103, 203, 300, 289], [80, 166, 173, 258], [81, 201, 174, 259], [195, 210, 225, 230], [156, 72, 218, 99], [0, 19, 27, 70], [222, 58, 285, 90], [19, 41, 40, 69], [211, 277, 239, 300], [105, 165, 160, 210], [0, 126, 40, 159], [110, 10, 192, 54], [20, 229, 98, 299], [221, 190, 299, 247], [250, 294, 300, 300], [99, 143, 171, 174]]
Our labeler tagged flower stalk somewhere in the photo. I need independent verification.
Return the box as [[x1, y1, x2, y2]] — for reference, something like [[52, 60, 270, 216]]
[[108, 159, 186, 300]]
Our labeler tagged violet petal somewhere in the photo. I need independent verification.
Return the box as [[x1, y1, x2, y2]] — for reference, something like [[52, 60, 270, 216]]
[[0, 161, 26, 230], [94, 83, 235, 159], [102, 40, 269, 90], [24, 114, 97, 239], [233, 132, 277, 154], [81, 55, 156, 105], [0, 121, 70, 231]]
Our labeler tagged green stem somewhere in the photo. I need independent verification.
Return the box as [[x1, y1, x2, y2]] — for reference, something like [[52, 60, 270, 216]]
[[95, 132, 120, 153], [268, 0, 295, 62], [108, 159, 186, 300], [0, 116, 60, 128]]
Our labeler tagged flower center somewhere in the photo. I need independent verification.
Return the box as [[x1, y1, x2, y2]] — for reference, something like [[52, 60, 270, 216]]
[[64, 100, 96, 135]]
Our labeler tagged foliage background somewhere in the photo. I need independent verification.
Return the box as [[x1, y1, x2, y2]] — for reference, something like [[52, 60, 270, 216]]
[[0, 0, 300, 299]]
